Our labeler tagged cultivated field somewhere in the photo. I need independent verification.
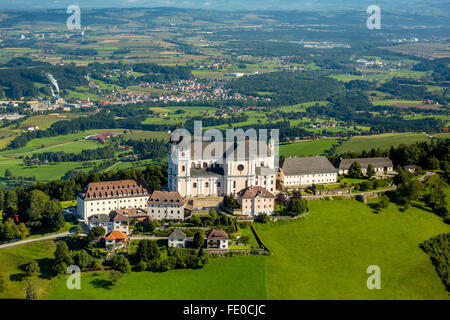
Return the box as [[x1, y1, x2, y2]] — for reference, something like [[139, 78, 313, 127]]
[[280, 139, 339, 157], [336, 133, 441, 153]]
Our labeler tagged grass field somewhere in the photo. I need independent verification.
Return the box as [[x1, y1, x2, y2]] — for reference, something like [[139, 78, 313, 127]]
[[0, 240, 56, 300], [336, 133, 435, 153], [256, 200, 450, 299], [0, 158, 101, 181], [280, 139, 339, 157], [47, 255, 266, 300], [1, 198, 449, 300]]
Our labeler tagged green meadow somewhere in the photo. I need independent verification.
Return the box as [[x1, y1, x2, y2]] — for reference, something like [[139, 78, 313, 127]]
[[47, 255, 266, 300], [256, 200, 450, 300], [1, 198, 449, 300], [336, 133, 435, 153], [280, 139, 339, 157]]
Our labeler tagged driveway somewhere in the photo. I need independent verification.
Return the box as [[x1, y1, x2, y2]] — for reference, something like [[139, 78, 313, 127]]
[[0, 232, 69, 249]]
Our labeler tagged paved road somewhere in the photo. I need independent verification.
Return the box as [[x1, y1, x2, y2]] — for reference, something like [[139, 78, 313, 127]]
[[0, 232, 69, 249], [129, 235, 168, 240]]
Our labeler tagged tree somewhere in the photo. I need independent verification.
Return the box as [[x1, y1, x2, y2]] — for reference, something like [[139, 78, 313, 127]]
[[112, 255, 131, 273], [287, 199, 308, 216], [377, 195, 390, 210], [224, 194, 239, 209], [136, 240, 160, 262], [4, 168, 12, 179], [348, 161, 363, 178], [425, 178, 448, 217], [26, 281, 37, 300], [0, 274, 7, 294], [190, 215, 201, 226], [367, 164, 376, 178], [25, 261, 40, 277], [53, 241, 72, 274], [73, 250, 93, 270], [109, 270, 123, 285], [88, 226, 106, 242], [275, 192, 287, 206], [193, 231, 204, 249]]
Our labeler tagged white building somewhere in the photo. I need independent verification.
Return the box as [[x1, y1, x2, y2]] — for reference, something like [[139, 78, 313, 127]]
[[168, 229, 187, 248], [206, 230, 229, 249], [168, 138, 277, 197], [87, 211, 129, 235], [237, 186, 275, 217], [147, 191, 186, 222], [337, 157, 394, 176], [77, 180, 151, 221], [279, 156, 338, 188]]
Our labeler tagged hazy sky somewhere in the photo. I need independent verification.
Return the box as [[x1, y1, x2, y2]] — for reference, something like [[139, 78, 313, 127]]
[[0, 0, 448, 15]]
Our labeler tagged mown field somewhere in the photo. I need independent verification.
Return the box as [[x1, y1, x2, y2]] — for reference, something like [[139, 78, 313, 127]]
[[46, 255, 266, 300], [0, 240, 56, 300], [336, 132, 450, 153], [280, 139, 338, 157], [256, 200, 450, 299]]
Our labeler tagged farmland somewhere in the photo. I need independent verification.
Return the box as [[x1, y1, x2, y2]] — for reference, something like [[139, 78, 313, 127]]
[[47, 255, 266, 300], [335, 133, 446, 153], [280, 139, 339, 157], [256, 200, 450, 299]]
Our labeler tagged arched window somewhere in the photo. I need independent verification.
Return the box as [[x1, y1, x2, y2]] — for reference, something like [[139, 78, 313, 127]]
[[203, 162, 208, 168]]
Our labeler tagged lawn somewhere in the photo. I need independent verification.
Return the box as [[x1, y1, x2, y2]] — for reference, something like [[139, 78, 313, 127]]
[[280, 139, 339, 157], [256, 200, 450, 299], [46, 255, 266, 300], [0, 240, 56, 300], [0, 158, 101, 181], [336, 133, 435, 153]]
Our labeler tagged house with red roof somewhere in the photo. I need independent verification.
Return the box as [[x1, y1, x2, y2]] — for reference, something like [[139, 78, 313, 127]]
[[206, 229, 229, 249], [104, 230, 127, 249]]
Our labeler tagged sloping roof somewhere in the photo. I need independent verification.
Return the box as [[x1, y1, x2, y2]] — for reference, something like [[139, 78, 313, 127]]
[[79, 179, 150, 201], [172, 139, 273, 161], [88, 214, 110, 223], [255, 166, 276, 176], [168, 229, 187, 239], [207, 229, 229, 240], [148, 191, 186, 206], [190, 167, 223, 178], [237, 186, 275, 199], [281, 156, 337, 175], [338, 157, 393, 170], [109, 211, 129, 221], [105, 230, 127, 240], [116, 208, 147, 217]]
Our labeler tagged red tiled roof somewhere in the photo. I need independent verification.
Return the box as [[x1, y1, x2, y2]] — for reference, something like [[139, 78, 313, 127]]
[[79, 179, 150, 201], [207, 229, 229, 240], [148, 191, 186, 206], [105, 230, 127, 240], [237, 186, 275, 199]]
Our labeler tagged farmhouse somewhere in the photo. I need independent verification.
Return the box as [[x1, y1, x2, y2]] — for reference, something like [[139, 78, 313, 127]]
[[278, 156, 338, 188], [147, 191, 186, 222], [77, 179, 151, 221], [206, 229, 229, 249], [168, 138, 277, 197], [87, 211, 129, 235], [168, 229, 187, 248], [337, 157, 394, 176], [237, 186, 275, 217], [21, 125, 39, 131], [104, 230, 127, 249]]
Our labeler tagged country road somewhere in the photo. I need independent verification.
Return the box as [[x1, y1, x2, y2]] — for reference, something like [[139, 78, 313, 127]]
[[0, 232, 69, 249]]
